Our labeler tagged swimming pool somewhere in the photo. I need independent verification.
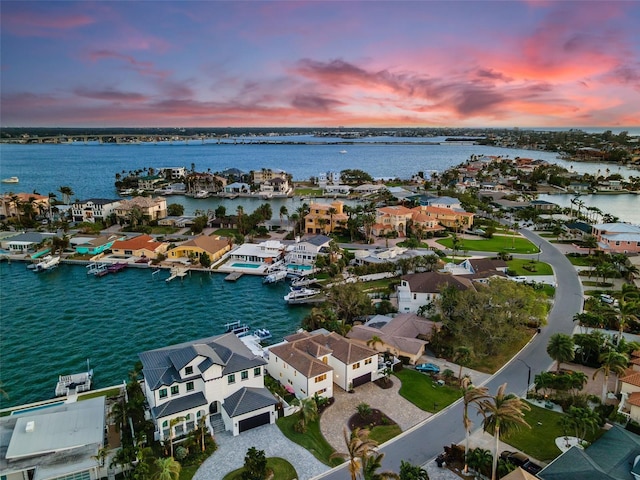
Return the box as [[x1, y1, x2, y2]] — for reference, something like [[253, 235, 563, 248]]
[[231, 263, 261, 269], [11, 401, 64, 415], [287, 264, 312, 271]]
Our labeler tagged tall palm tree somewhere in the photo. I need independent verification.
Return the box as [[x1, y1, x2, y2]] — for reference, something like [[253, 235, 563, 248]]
[[291, 396, 318, 433], [279, 205, 288, 227], [617, 300, 639, 343], [592, 350, 629, 403], [454, 346, 473, 382], [461, 378, 489, 474], [168, 416, 185, 458], [546, 333, 575, 373], [152, 457, 181, 480], [330, 427, 378, 480], [58, 185, 74, 205], [328, 206, 338, 232], [361, 450, 399, 480], [477, 383, 531, 480]]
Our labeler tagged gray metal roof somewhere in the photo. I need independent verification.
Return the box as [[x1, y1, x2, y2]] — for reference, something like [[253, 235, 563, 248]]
[[222, 387, 277, 417], [151, 392, 207, 420], [305, 235, 332, 247]]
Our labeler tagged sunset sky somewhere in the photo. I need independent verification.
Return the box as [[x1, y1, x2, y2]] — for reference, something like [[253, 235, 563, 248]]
[[1, 1, 639, 128]]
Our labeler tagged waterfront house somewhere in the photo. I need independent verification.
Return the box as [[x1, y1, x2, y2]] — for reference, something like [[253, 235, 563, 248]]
[[251, 168, 289, 185], [159, 166, 187, 180], [267, 330, 379, 395], [352, 183, 387, 195], [114, 196, 168, 223], [137, 175, 164, 191], [411, 205, 474, 230], [110, 234, 168, 259], [286, 234, 331, 266], [592, 222, 640, 254], [0, 397, 106, 480], [347, 313, 440, 365], [166, 235, 231, 264], [304, 201, 348, 234], [372, 205, 414, 237], [71, 198, 121, 224], [139, 333, 277, 440], [224, 182, 251, 195], [323, 184, 352, 195], [0, 192, 50, 220], [72, 235, 119, 255], [0, 232, 51, 254], [259, 177, 291, 196], [397, 272, 474, 313]]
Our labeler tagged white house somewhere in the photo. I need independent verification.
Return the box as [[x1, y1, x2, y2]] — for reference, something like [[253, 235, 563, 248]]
[[286, 235, 331, 266], [71, 198, 121, 223], [267, 331, 379, 395], [139, 333, 278, 439], [397, 272, 474, 313]]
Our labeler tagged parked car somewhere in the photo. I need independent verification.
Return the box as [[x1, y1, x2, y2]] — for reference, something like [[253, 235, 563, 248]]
[[500, 450, 542, 474], [600, 294, 614, 304], [415, 363, 440, 374]]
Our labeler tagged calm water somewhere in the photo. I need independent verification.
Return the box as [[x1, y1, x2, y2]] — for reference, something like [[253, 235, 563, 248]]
[[1, 137, 639, 408], [0, 263, 308, 408]]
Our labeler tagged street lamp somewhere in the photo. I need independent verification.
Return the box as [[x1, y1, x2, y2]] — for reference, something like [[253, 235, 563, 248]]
[[517, 358, 532, 387]]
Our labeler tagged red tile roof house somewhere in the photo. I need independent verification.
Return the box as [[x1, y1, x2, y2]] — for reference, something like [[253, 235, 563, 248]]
[[110, 234, 168, 259]]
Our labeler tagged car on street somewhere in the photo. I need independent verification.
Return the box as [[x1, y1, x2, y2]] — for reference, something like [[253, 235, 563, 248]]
[[415, 363, 440, 374]]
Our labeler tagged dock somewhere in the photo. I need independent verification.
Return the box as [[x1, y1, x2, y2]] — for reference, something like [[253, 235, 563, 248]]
[[166, 266, 189, 283], [225, 272, 243, 281]]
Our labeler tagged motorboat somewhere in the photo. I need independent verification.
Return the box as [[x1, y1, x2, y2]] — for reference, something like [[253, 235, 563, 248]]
[[87, 262, 109, 276], [263, 269, 287, 284], [284, 287, 321, 304], [339, 150, 347, 154], [33, 255, 60, 272], [291, 276, 319, 288], [194, 190, 210, 199], [1, 176, 19, 184], [253, 328, 272, 341]]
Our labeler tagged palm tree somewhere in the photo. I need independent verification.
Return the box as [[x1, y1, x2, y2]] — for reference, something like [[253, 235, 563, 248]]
[[197, 414, 209, 452], [58, 185, 74, 205], [461, 378, 489, 474], [279, 205, 288, 227], [617, 300, 639, 343], [328, 206, 338, 232], [477, 383, 531, 480], [361, 450, 399, 480], [291, 396, 318, 433], [152, 457, 181, 480], [168, 416, 185, 458], [366, 335, 385, 351], [547, 333, 575, 373], [330, 427, 377, 480], [454, 346, 473, 382], [592, 350, 629, 403]]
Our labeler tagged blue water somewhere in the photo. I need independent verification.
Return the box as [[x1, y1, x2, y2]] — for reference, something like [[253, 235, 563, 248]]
[[11, 401, 64, 415], [0, 262, 309, 408], [288, 264, 312, 271]]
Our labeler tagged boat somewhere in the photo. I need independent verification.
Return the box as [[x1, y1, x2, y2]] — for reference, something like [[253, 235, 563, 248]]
[[253, 328, 272, 341], [283, 287, 322, 304], [107, 262, 127, 273], [1, 176, 19, 184], [224, 320, 251, 337], [263, 269, 287, 284], [118, 188, 134, 195], [193, 190, 210, 199], [55, 361, 93, 397], [87, 262, 109, 276], [291, 276, 319, 288], [339, 150, 347, 154], [33, 255, 60, 272]]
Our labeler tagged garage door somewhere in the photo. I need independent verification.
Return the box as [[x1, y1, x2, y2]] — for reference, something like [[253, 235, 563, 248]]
[[238, 412, 270, 433], [352, 372, 371, 388]]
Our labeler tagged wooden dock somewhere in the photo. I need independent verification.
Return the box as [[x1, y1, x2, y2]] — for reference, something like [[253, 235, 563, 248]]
[[225, 272, 243, 281]]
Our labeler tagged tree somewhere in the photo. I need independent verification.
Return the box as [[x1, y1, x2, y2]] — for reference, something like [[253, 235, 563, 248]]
[[152, 457, 181, 480], [330, 427, 378, 480], [290, 396, 318, 433], [399, 461, 429, 480], [279, 205, 288, 227], [583, 235, 598, 257], [167, 203, 184, 216], [366, 335, 385, 351], [561, 406, 600, 442], [241, 447, 268, 480], [453, 346, 472, 382], [199, 252, 212, 268], [592, 350, 629, 403], [58, 185, 74, 204], [361, 450, 399, 480], [467, 447, 492, 478], [617, 300, 638, 343], [547, 333, 575, 373], [168, 416, 185, 458], [326, 282, 375, 326], [477, 383, 530, 480], [461, 378, 489, 474]]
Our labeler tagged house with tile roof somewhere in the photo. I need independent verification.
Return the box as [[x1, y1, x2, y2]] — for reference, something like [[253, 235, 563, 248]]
[[110, 234, 168, 259], [71, 198, 121, 223], [372, 205, 415, 237], [411, 205, 475, 230], [304, 201, 348, 234], [166, 235, 231, 265], [114, 196, 168, 222], [443, 257, 508, 282], [286, 234, 331, 266], [592, 223, 640, 254], [139, 333, 277, 439], [347, 313, 440, 365], [0, 193, 50, 219], [537, 424, 640, 480], [397, 272, 474, 313], [267, 330, 379, 396]]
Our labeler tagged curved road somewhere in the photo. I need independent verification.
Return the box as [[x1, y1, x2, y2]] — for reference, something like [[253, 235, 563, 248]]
[[316, 229, 583, 479]]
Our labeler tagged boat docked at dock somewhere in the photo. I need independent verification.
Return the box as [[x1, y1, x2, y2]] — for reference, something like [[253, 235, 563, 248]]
[[253, 328, 272, 341], [283, 287, 323, 304], [31, 255, 60, 272], [263, 269, 287, 284], [290, 276, 320, 288], [87, 262, 109, 276]]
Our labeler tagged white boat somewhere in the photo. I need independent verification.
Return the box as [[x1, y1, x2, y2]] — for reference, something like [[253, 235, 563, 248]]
[[284, 287, 322, 304], [55, 365, 93, 397], [1, 176, 19, 184], [253, 328, 272, 340], [194, 190, 210, 199], [33, 255, 60, 272], [339, 150, 347, 154], [291, 276, 319, 288], [263, 269, 287, 284], [87, 262, 109, 276], [118, 188, 134, 195]]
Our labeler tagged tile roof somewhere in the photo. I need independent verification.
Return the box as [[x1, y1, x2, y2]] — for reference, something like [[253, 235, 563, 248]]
[[151, 392, 207, 420], [222, 387, 277, 417], [178, 235, 230, 254], [621, 371, 640, 388], [111, 234, 164, 251], [268, 342, 333, 379], [627, 391, 640, 407], [377, 205, 414, 216], [402, 272, 474, 293]]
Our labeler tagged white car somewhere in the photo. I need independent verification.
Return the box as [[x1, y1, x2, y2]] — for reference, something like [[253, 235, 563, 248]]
[[511, 276, 527, 282]]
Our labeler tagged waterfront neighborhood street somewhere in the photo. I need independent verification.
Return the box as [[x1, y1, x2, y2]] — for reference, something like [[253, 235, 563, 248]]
[[314, 228, 584, 479]]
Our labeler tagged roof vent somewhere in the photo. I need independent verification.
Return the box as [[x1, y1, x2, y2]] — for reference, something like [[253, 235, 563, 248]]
[[25, 421, 35, 433]]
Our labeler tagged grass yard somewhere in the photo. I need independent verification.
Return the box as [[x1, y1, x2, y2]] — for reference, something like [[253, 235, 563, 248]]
[[179, 464, 199, 480], [369, 424, 402, 445], [276, 415, 341, 467], [294, 188, 323, 196], [506, 259, 553, 276], [437, 236, 539, 254], [78, 387, 121, 401], [565, 255, 593, 266], [213, 228, 238, 237], [221, 457, 297, 480], [150, 226, 179, 235], [394, 369, 462, 412], [500, 403, 565, 463]]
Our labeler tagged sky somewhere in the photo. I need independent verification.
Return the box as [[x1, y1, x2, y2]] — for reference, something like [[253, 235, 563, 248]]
[[1, 1, 639, 128]]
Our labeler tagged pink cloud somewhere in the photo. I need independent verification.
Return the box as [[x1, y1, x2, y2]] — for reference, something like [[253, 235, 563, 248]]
[[85, 49, 170, 79], [73, 87, 148, 103], [2, 10, 94, 37]]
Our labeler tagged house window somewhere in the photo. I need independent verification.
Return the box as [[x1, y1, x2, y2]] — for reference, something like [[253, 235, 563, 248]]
[[254, 367, 262, 376], [185, 366, 193, 375], [162, 420, 168, 428], [241, 371, 249, 381], [186, 381, 194, 392], [171, 385, 179, 396], [228, 374, 236, 384], [317, 388, 327, 395], [315, 374, 327, 383], [322, 357, 328, 364], [413, 294, 417, 300], [365, 358, 372, 365], [352, 362, 360, 370], [159, 388, 167, 399]]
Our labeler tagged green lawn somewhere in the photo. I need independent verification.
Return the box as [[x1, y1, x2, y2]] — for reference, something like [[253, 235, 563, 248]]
[[369, 424, 402, 445], [213, 228, 238, 237], [179, 464, 200, 480], [500, 403, 565, 463], [78, 387, 121, 401], [276, 415, 341, 466], [294, 188, 323, 196], [394, 369, 462, 412], [565, 255, 593, 266], [506, 259, 553, 276], [222, 457, 297, 480], [437, 236, 539, 254], [150, 226, 179, 235]]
